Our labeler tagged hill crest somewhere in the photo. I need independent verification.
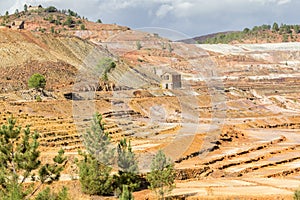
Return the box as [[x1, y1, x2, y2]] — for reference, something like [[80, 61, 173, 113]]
[[180, 23, 300, 44]]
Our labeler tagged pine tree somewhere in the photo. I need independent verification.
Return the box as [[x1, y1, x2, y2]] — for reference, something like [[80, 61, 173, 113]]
[[116, 138, 140, 193], [146, 150, 175, 200], [82, 113, 115, 165], [77, 151, 114, 195], [24, 4, 28, 12], [294, 25, 300, 34], [167, 43, 173, 53], [136, 41, 142, 50], [77, 113, 115, 195], [4, 11, 9, 21], [118, 138, 138, 174], [14, 9, 19, 17], [0, 117, 67, 199], [272, 22, 279, 32]]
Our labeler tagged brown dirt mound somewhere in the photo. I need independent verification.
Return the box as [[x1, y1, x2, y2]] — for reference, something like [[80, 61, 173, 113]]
[[0, 60, 77, 92]]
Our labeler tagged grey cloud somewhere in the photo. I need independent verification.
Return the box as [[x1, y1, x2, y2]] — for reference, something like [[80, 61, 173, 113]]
[[156, 4, 173, 18]]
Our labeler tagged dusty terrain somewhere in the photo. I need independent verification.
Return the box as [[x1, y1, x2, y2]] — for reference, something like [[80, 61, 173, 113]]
[[1, 9, 300, 200]]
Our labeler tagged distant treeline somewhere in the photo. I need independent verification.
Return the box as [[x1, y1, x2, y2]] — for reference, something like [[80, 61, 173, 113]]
[[201, 23, 300, 44]]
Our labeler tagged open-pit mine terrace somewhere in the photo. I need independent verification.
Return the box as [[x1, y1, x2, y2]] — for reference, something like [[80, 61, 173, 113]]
[[1, 41, 300, 199]]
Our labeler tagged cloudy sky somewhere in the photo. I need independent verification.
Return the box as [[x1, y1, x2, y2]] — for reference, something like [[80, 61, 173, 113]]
[[0, 0, 299, 39]]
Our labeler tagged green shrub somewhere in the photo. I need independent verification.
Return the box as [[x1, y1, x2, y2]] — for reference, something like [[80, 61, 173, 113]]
[[55, 20, 61, 25], [63, 16, 75, 28], [97, 57, 116, 81], [67, 9, 78, 17], [40, 28, 46, 33], [294, 188, 300, 200], [35, 186, 69, 200], [45, 6, 57, 13], [167, 43, 173, 53], [282, 34, 289, 42], [36, 95, 42, 102], [136, 41, 142, 50], [80, 24, 86, 30], [28, 73, 46, 89], [294, 25, 300, 34]]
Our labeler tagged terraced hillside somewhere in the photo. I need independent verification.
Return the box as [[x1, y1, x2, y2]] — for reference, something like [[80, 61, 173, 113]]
[[1, 9, 300, 199]]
